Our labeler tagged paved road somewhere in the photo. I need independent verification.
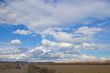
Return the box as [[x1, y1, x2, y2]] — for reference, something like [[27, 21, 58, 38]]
[[0, 64, 28, 73]]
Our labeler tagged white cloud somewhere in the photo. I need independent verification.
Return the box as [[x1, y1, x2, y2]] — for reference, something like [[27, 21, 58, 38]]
[[10, 39, 22, 45], [79, 55, 97, 61], [0, 47, 20, 55], [13, 29, 32, 35], [0, 0, 110, 62], [40, 27, 106, 50], [82, 43, 96, 50], [27, 46, 50, 56], [0, 46, 109, 62], [0, 53, 26, 60], [77, 55, 110, 62], [98, 57, 110, 63], [0, 47, 27, 60], [75, 26, 103, 36], [74, 45, 82, 49], [41, 39, 74, 48], [42, 28, 73, 42], [0, 0, 110, 29], [48, 53, 65, 59], [41, 26, 104, 44]]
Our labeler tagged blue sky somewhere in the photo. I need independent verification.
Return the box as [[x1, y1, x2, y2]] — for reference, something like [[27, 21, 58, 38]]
[[0, 0, 110, 62]]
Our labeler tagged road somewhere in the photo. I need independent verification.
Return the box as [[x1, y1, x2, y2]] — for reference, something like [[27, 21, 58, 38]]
[[0, 64, 28, 73]]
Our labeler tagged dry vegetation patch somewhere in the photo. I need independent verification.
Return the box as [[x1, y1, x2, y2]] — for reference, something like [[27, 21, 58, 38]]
[[29, 64, 61, 73]]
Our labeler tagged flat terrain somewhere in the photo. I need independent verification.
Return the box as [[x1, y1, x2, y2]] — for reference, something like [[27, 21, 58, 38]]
[[1, 65, 28, 73], [29, 63, 110, 73], [49, 65, 109, 73], [0, 62, 110, 73], [0, 62, 28, 73]]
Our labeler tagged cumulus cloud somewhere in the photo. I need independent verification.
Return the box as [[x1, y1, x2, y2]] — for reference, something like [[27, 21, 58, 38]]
[[0, 0, 110, 62], [0, 53, 26, 60], [47, 53, 65, 59], [0, 0, 110, 29], [0, 47, 20, 55], [79, 55, 97, 61], [75, 26, 103, 36], [0, 27, 107, 61], [98, 57, 110, 63], [41, 26, 104, 43], [0, 46, 109, 62], [13, 29, 32, 35], [0, 47, 27, 60], [41, 28, 73, 42], [82, 43, 96, 50], [41, 39, 74, 48], [40, 27, 107, 50], [10, 39, 22, 45], [41, 39, 94, 50], [76, 55, 110, 62]]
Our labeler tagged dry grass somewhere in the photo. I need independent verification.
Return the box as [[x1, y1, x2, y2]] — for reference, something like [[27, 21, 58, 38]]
[[0, 62, 15, 72], [28, 64, 60, 73], [30, 63, 110, 73], [0, 62, 110, 73]]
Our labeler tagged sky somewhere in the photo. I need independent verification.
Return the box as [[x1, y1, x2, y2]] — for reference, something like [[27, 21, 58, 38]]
[[0, 0, 110, 62]]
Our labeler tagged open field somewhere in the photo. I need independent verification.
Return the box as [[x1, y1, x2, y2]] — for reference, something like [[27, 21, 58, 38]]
[[0, 61, 27, 73], [0, 62, 110, 73], [29, 63, 110, 73]]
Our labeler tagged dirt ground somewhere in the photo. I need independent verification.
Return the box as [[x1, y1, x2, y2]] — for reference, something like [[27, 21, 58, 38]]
[[30, 63, 110, 73], [0, 62, 28, 73], [0, 62, 110, 73]]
